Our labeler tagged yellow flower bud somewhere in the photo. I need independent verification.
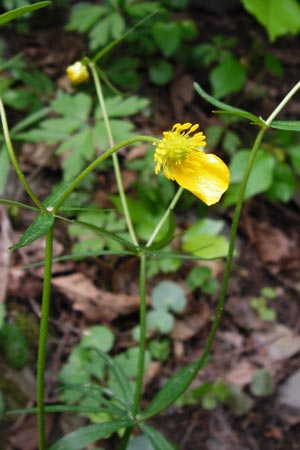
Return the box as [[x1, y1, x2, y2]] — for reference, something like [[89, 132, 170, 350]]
[[66, 61, 89, 84]]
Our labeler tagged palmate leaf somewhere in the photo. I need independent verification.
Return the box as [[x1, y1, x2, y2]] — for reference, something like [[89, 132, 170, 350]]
[[140, 424, 175, 450], [10, 212, 54, 250], [194, 82, 264, 125], [48, 419, 133, 450], [0, 2, 50, 25]]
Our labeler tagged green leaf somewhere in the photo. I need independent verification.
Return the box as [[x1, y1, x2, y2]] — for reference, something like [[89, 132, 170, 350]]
[[80, 326, 115, 353], [0, 304, 5, 330], [270, 120, 300, 131], [0, 198, 37, 211], [66, 4, 105, 33], [181, 218, 229, 259], [182, 234, 229, 259], [0, 323, 29, 369], [241, 0, 300, 41], [0, 146, 9, 195], [11, 107, 51, 134], [146, 211, 176, 251], [194, 82, 262, 124], [210, 56, 247, 99], [223, 149, 276, 206], [90, 348, 134, 406], [0, 1, 50, 25], [149, 61, 174, 85], [147, 310, 174, 334], [152, 22, 182, 57], [151, 280, 187, 313], [10, 212, 54, 250], [250, 368, 272, 397], [69, 218, 137, 253], [267, 161, 297, 202], [141, 360, 200, 419], [113, 347, 150, 379], [48, 419, 133, 450], [140, 424, 175, 450], [127, 435, 154, 450], [52, 92, 92, 121], [95, 95, 149, 118]]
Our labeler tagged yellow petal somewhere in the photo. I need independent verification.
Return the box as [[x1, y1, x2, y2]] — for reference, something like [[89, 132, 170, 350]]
[[170, 150, 230, 205]]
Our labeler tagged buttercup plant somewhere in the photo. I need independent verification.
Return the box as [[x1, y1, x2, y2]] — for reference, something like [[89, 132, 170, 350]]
[[1, 5, 300, 450]]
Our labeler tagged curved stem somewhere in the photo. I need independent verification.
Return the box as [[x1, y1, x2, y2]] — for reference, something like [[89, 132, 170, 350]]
[[0, 98, 47, 213], [89, 62, 139, 246], [191, 79, 300, 378], [52, 136, 158, 214], [37, 224, 54, 450], [146, 187, 184, 248]]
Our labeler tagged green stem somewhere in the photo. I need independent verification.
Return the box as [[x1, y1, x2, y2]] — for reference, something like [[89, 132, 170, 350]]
[[119, 426, 134, 450], [37, 224, 54, 450], [191, 80, 300, 374], [119, 252, 147, 450], [0, 98, 47, 213], [132, 252, 147, 417], [146, 187, 184, 248], [89, 62, 139, 246], [52, 136, 157, 214]]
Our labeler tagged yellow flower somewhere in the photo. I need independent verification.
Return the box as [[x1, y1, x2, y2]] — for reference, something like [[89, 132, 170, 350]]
[[154, 123, 230, 205], [66, 61, 89, 84]]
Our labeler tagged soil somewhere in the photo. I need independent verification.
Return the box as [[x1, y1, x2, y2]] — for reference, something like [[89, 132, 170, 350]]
[[1, 2, 300, 450]]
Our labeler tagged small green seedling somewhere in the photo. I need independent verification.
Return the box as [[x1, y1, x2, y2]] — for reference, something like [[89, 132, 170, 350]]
[[250, 286, 277, 321]]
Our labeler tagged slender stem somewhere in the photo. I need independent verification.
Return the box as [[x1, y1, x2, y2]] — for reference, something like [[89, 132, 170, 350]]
[[119, 426, 134, 450], [52, 136, 157, 213], [0, 98, 47, 213], [37, 224, 54, 450], [192, 80, 300, 374], [265, 80, 300, 125], [132, 252, 147, 418], [118, 252, 147, 450], [146, 187, 184, 247], [89, 62, 139, 246]]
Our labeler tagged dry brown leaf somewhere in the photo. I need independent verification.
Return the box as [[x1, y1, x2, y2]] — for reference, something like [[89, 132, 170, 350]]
[[171, 303, 210, 341], [170, 73, 194, 119], [252, 324, 300, 362], [10, 414, 54, 450], [247, 220, 291, 265], [225, 360, 256, 387], [52, 273, 145, 322]]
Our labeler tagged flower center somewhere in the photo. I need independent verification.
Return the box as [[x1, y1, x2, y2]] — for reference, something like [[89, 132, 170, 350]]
[[154, 123, 206, 173]]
